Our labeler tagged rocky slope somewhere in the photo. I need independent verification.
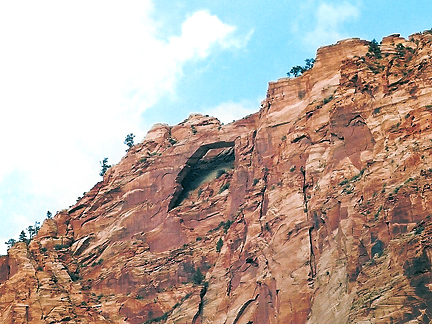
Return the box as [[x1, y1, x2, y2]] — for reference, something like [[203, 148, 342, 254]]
[[1, 30, 432, 323]]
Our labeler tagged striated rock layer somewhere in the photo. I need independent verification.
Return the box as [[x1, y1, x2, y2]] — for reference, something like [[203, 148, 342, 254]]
[[2, 30, 432, 323]]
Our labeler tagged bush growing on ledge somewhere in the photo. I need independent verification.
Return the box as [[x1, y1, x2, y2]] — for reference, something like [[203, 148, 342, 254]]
[[223, 220, 233, 234], [99, 158, 111, 176], [54, 244, 70, 250], [287, 58, 315, 77], [69, 271, 80, 282], [216, 169, 226, 178], [323, 95, 333, 105], [5, 238, 16, 250], [92, 258, 104, 266], [367, 39, 382, 59], [218, 182, 230, 194], [192, 267, 204, 285], [124, 133, 135, 151], [19, 230, 29, 244], [216, 238, 223, 252]]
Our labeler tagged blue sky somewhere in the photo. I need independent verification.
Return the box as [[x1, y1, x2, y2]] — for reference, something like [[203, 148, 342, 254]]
[[0, 0, 431, 254]]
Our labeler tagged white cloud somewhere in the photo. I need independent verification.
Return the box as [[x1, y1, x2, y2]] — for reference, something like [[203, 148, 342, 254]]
[[304, 2, 360, 48], [168, 10, 235, 60], [203, 99, 260, 124], [0, 1, 250, 252]]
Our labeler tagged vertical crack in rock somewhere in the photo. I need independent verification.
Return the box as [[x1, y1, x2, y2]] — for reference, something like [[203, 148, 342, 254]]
[[192, 283, 208, 324], [259, 169, 269, 222], [301, 164, 316, 281], [232, 294, 260, 324], [308, 227, 316, 280], [300, 166, 309, 216]]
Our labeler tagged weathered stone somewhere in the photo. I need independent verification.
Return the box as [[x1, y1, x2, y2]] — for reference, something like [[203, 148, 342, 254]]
[[2, 30, 432, 323]]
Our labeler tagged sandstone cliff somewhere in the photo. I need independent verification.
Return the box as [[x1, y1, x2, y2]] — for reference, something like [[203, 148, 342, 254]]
[[1, 30, 432, 323]]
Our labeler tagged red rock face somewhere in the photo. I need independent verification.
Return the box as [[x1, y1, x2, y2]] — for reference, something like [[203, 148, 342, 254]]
[[2, 31, 432, 323]]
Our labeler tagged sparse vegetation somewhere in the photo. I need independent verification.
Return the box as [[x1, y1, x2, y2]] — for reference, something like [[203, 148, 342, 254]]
[[393, 185, 403, 194], [375, 206, 383, 220], [246, 257, 255, 264], [54, 244, 70, 250], [99, 158, 111, 176], [223, 220, 233, 233], [415, 225, 425, 235], [404, 177, 414, 184], [92, 258, 104, 266], [367, 39, 382, 59], [216, 238, 223, 252], [216, 169, 226, 178], [5, 238, 16, 250], [323, 95, 333, 105], [27, 222, 40, 240], [395, 43, 406, 57], [287, 58, 315, 77], [69, 271, 80, 282], [192, 267, 204, 285], [144, 292, 193, 323], [124, 133, 135, 151], [339, 169, 366, 186], [219, 182, 230, 194], [5, 220, 43, 250], [18, 230, 28, 244], [209, 220, 233, 234]]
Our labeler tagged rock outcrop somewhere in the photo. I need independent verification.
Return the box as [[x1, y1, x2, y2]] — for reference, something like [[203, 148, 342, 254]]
[[2, 30, 432, 323]]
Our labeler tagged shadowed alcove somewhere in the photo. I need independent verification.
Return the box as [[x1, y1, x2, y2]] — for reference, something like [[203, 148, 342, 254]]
[[168, 141, 235, 210]]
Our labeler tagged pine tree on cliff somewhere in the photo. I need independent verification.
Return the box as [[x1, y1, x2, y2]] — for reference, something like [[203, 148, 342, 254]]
[[27, 221, 41, 239], [99, 158, 111, 176], [5, 238, 16, 250], [287, 58, 315, 77], [124, 133, 135, 151], [18, 230, 28, 244], [367, 39, 382, 59]]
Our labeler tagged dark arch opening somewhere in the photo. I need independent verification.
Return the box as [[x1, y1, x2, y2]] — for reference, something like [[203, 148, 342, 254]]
[[168, 141, 235, 210]]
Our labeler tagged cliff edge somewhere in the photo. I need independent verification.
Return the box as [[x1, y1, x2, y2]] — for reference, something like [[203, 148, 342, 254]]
[[1, 30, 432, 323]]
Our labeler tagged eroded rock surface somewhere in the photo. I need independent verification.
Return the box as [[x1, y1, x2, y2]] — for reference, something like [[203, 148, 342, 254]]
[[2, 31, 432, 323]]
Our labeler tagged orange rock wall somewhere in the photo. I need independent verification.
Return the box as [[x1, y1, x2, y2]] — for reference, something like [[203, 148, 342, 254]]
[[1, 31, 432, 323]]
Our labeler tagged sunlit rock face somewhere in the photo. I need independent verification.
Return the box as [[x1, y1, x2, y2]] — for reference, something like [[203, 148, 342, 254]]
[[2, 30, 432, 323]]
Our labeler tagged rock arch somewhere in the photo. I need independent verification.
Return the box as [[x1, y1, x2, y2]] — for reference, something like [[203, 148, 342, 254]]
[[168, 141, 235, 210]]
